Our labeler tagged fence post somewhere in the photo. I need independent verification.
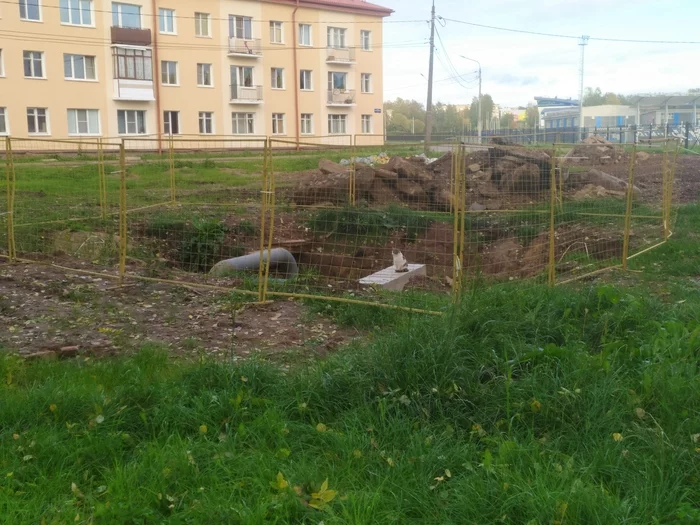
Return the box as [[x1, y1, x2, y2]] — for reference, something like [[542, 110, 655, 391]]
[[685, 122, 691, 150], [4, 137, 17, 261], [97, 138, 107, 219], [547, 145, 558, 286], [118, 139, 127, 284], [169, 134, 176, 205], [621, 142, 637, 270], [350, 134, 356, 205], [258, 138, 270, 302], [261, 139, 276, 302]]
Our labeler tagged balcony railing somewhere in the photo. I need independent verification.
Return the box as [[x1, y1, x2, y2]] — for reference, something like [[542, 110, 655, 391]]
[[230, 85, 263, 103], [228, 37, 263, 57], [113, 79, 155, 101], [111, 26, 152, 46], [326, 47, 355, 64], [327, 89, 356, 106]]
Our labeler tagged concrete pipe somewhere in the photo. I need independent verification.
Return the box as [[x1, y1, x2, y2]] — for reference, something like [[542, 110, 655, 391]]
[[209, 248, 299, 279]]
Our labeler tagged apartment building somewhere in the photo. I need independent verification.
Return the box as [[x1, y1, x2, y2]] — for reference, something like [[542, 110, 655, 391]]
[[0, 0, 391, 143]]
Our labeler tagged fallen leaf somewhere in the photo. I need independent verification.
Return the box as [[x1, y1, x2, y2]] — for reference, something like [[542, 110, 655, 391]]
[[612, 433, 623, 442]]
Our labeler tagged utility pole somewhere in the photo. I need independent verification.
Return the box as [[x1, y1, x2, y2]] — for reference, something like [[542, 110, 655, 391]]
[[578, 35, 589, 143], [424, 0, 436, 152]]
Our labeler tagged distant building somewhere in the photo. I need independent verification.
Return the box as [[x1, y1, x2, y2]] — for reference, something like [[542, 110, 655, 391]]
[[542, 105, 636, 129]]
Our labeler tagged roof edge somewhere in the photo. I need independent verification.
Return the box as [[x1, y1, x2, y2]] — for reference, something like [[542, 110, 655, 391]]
[[261, 0, 394, 17]]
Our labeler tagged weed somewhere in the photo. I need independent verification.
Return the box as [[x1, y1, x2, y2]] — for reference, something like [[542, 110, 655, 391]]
[[181, 219, 227, 272]]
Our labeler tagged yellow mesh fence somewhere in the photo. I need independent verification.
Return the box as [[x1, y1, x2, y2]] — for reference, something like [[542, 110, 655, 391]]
[[1, 135, 680, 315]]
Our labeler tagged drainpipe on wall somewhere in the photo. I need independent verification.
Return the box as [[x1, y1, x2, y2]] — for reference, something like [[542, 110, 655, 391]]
[[292, 0, 301, 151], [152, 0, 163, 153]]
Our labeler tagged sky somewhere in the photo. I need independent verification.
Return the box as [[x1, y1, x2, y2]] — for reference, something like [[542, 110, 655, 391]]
[[378, 0, 700, 109]]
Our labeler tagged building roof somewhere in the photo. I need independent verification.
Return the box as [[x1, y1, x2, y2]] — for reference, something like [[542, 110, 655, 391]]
[[627, 95, 700, 108], [535, 97, 579, 108], [266, 0, 393, 16]]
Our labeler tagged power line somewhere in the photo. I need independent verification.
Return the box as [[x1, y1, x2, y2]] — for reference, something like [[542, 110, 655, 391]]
[[439, 17, 700, 44], [0, 0, 423, 25], [433, 26, 476, 89]]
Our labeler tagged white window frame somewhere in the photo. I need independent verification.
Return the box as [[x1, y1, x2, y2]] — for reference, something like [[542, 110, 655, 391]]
[[23, 51, 45, 79], [231, 112, 254, 135], [60, 0, 93, 27], [194, 12, 211, 38], [229, 15, 253, 39], [271, 113, 285, 135], [27, 107, 50, 135], [300, 70, 312, 91], [328, 71, 347, 91], [67, 109, 100, 136], [300, 113, 313, 135], [198, 111, 215, 135], [361, 73, 372, 94], [360, 30, 372, 51], [20, 0, 42, 22], [327, 27, 347, 49], [197, 63, 213, 87], [117, 109, 146, 135], [232, 66, 254, 88], [298, 24, 312, 46], [0, 108, 9, 135], [64, 54, 97, 81], [361, 114, 372, 134], [163, 110, 180, 135], [112, 2, 141, 29], [161, 60, 178, 86], [271, 67, 285, 90], [328, 114, 347, 135], [270, 21, 283, 44], [158, 8, 176, 35], [0, 49, 5, 77]]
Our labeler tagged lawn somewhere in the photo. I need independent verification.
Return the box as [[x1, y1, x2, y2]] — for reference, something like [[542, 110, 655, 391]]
[[1, 204, 699, 523]]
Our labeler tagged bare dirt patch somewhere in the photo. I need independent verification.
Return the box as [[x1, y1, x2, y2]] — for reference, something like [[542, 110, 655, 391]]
[[0, 261, 362, 360]]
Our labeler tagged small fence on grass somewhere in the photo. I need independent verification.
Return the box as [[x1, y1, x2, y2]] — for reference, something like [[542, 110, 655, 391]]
[[1, 135, 680, 316]]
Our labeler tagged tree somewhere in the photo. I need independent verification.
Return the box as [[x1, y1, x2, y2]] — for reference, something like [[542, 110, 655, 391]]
[[525, 104, 540, 127], [500, 113, 515, 129], [468, 94, 495, 130], [387, 113, 411, 133], [583, 87, 604, 106]]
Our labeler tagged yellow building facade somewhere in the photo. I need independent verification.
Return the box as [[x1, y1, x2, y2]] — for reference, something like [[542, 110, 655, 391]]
[[0, 0, 390, 142]]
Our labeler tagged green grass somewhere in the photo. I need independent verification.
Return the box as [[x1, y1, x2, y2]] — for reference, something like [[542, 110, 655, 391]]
[[1, 204, 700, 523]]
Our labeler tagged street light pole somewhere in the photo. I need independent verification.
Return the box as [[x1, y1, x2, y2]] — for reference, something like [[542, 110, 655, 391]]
[[460, 55, 482, 143]]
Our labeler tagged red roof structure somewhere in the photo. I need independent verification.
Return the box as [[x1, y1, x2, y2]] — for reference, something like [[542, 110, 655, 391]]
[[266, 0, 393, 17]]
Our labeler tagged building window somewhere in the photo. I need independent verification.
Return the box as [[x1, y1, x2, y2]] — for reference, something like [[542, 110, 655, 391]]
[[361, 73, 372, 93], [0, 50, 6, 77], [112, 2, 141, 29], [232, 112, 254, 134], [270, 21, 283, 43], [197, 63, 213, 86], [60, 0, 92, 26], [328, 114, 347, 135], [117, 109, 146, 135], [199, 112, 214, 134], [299, 24, 312, 46], [272, 113, 285, 135], [195, 12, 211, 37], [113, 47, 152, 80], [161, 60, 178, 85], [163, 111, 180, 135], [300, 113, 313, 135], [328, 71, 347, 91], [0, 108, 8, 135], [64, 54, 96, 80], [23, 51, 44, 79], [27, 107, 49, 134], [360, 30, 371, 51], [229, 15, 252, 39], [327, 27, 347, 49], [20, 0, 41, 21], [300, 70, 312, 91], [159, 8, 176, 34], [361, 115, 372, 134], [271, 68, 284, 89], [67, 109, 100, 135], [232, 66, 253, 87]]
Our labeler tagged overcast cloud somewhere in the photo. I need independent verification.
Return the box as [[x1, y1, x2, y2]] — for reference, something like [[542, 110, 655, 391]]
[[380, 0, 700, 108]]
